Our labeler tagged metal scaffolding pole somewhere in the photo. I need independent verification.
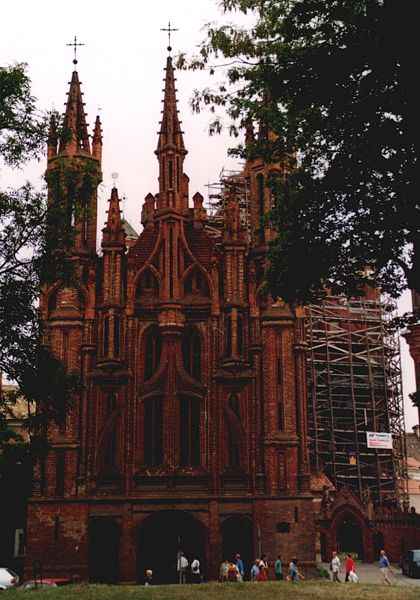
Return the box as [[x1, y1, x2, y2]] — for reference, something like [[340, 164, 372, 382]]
[[305, 295, 408, 507], [205, 167, 251, 240]]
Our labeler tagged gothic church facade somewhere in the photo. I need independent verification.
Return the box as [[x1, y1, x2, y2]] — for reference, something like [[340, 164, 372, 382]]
[[25, 55, 315, 582]]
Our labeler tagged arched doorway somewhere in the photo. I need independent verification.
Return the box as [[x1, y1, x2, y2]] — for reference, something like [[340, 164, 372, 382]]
[[221, 516, 253, 579], [137, 511, 207, 584], [88, 518, 120, 583], [336, 513, 364, 560]]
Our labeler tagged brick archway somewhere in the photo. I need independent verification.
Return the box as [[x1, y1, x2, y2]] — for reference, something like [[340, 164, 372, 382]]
[[88, 517, 120, 583], [137, 511, 207, 584], [221, 515, 254, 578], [335, 511, 364, 559], [330, 506, 370, 561]]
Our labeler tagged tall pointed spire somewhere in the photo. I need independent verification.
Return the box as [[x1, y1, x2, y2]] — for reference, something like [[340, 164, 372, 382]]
[[102, 187, 126, 247], [155, 55, 188, 212], [92, 115, 103, 161], [156, 56, 186, 155], [58, 70, 90, 155], [46, 65, 102, 256], [47, 113, 58, 159]]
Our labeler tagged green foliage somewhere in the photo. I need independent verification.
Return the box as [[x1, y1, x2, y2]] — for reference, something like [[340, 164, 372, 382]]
[[410, 390, 420, 410], [0, 63, 82, 466], [0, 63, 47, 166], [4, 581, 420, 600], [316, 565, 331, 579], [41, 158, 99, 285], [183, 0, 418, 305]]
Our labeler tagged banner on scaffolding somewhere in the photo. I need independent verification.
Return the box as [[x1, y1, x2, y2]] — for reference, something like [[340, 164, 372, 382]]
[[366, 432, 393, 449]]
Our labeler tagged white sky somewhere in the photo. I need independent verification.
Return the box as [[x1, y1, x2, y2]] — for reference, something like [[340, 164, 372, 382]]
[[1, 0, 416, 429]]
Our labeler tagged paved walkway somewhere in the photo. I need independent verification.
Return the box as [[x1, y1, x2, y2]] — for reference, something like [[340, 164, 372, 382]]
[[320, 562, 420, 586]]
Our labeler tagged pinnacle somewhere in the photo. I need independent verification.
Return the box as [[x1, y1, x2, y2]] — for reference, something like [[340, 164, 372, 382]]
[[92, 114, 103, 152], [156, 55, 187, 156], [58, 68, 91, 156], [105, 188, 123, 231], [101, 188, 126, 247]]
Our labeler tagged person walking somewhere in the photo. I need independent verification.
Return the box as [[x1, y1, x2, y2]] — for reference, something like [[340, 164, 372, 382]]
[[257, 554, 269, 581], [219, 559, 229, 582], [234, 554, 244, 581], [345, 553, 355, 582], [177, 551, 188, 584], [379, 549, 392, 585], [274, 555, 283, 581], [250, 559, 260, 582], [227, 561, 240, 582], [331, 551, 341, 582], [288, 558, 304, 583], [144, 569, 153, 586], [191, 557, 201, 584]]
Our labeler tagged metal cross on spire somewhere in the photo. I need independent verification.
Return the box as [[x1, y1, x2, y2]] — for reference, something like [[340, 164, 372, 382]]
[[160, 21, 178, 54], [66, 35, 85, 65]]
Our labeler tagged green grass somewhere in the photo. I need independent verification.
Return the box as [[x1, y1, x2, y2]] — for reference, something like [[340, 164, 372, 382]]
[[5, 581, 420, 600]]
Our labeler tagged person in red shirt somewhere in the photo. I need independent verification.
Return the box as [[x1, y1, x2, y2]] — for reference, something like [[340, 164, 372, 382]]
[[345, 554, 356, 582]]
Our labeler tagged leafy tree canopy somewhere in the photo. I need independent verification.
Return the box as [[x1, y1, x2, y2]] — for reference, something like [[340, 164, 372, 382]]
[[0, 64, 79, 459], [181, 0, 418, 306]]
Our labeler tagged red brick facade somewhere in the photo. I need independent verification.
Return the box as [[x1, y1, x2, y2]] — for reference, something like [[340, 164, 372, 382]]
[[404, 290, 420, 423], [24, 58, 315, 582]]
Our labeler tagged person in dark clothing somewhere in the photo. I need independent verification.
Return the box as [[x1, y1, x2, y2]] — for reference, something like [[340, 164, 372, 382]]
[[274, 555, 283, 580]]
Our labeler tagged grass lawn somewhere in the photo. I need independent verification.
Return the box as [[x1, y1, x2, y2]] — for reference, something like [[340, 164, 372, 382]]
[[5, 581, 419, 600]]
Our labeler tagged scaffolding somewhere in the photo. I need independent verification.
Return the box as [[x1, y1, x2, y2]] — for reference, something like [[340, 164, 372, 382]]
[[206, 167, 251, 240], [305, 295, 408, 507]]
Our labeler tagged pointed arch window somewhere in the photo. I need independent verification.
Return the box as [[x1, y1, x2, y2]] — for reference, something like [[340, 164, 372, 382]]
[[237, 314, 244, 356], [227, 394, 241, 468], [180, 395, 200, 466], [277, 357, 284, 431], [225, 316, 232, 357], [103, 317, 110, 356], [268, 169, 281, 210], [184, 268, 210, 297], [82, 198, 89, 244], [168, 159, 174, 189], [114, 316, 120, 356], [144, 326, 162, 380], [55, 450, 65, 497], [176, 157, 180, 191], [182, 327, 201, 380], [256, 173, 265, 243], [102, 392, 118, 477], [136, 269, 159, 300], [144, 396, 163, 466]]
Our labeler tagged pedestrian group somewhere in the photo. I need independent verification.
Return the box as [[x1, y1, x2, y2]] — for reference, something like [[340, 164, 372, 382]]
[[329, 548, 395, 584], [143, 546, 396, 585]]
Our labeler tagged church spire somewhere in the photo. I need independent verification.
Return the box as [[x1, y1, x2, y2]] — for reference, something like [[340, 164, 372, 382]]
[[155, 55, 188, 211], [47, 113, 58, 159], [58, 70, 90, 155], [102, 187, 126, 247], [92, 115, 103, 161], [156, 56, 186, 155]]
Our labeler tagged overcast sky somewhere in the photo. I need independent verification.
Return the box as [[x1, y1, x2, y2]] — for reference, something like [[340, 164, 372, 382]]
[[1, 0, 416, 429]]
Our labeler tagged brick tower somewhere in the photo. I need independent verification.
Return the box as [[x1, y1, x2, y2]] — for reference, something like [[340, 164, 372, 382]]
[[405, 290, 420, 425], [25, 54, 315, 583]]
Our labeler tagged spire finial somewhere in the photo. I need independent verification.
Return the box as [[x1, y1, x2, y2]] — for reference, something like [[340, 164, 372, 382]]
[[160, 20, 178, 54], [66, 35, 85, 66]]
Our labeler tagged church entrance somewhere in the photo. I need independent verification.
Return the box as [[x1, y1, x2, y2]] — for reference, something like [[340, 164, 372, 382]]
[[221, 516, 254, 578], [137, 511, 207, 584], [88, 518, 120, 583], [336, 513, 364, 560]]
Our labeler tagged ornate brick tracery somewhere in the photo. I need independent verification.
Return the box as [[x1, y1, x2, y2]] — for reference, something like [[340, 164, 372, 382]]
[[25, 55, 316, 583]]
